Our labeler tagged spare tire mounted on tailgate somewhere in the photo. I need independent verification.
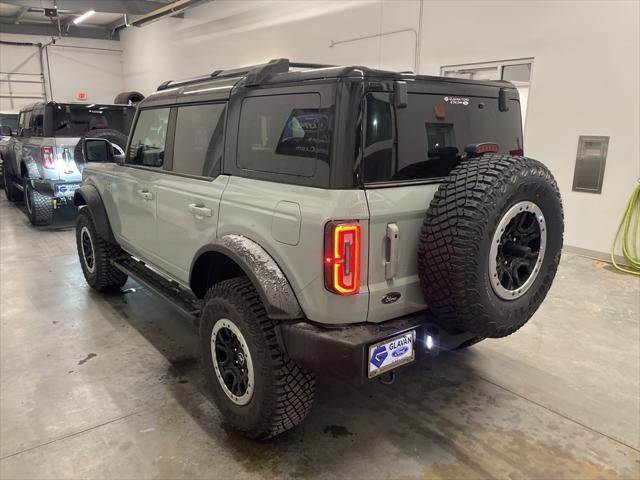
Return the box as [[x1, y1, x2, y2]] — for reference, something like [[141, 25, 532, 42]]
[[418, 154, 564, 338]]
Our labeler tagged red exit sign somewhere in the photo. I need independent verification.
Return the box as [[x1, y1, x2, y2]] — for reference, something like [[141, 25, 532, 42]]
[[76, 92, 87, 101]]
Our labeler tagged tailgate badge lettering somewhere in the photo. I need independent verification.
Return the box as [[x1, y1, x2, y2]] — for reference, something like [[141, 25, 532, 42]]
[[444, 96, 469, 106]]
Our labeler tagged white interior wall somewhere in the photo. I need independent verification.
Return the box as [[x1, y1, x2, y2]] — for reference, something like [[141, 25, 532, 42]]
[[0, 33, 124, 112], [420, 0, 639, 258], [120, 0, 419, 94], [117, 0, 639, 257]]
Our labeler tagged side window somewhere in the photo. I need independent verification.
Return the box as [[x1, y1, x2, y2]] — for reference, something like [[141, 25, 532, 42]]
[[362, 93, 396, 183], [32, 108, 45, 137], [17, 112, 25, 134], [126, 108, 170, 167], [21, 111, 32, 137], [237, 93, 330, 177], [172, 103, 226, 177]]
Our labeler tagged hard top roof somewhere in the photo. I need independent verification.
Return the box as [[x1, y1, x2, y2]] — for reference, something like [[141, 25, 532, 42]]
[[143, 58, 515, 105], [19, 101, 136, 112]]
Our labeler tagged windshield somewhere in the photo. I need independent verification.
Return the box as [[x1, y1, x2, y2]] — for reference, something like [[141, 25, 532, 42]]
[[0, 115, 18, 130], [360, 92, 523, 183], [51, 104, 135, 137]]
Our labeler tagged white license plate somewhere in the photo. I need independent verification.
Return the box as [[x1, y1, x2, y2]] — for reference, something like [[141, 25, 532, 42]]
[[56, 184, 79, 197], [368, 330, 416, 378]]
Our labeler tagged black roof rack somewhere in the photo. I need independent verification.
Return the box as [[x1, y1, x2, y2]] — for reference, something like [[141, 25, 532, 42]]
[[156, 58, 341, 92]]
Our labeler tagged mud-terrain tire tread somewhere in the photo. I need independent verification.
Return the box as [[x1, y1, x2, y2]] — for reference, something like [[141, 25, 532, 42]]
[[418, 155, 563, 338], [200, 277, 315, 439], [113, 91, 145, 105], [25, 179, 53, 226], [76, 208, 127, 291]]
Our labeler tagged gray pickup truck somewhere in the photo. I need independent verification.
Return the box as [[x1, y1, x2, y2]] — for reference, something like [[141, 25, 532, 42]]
[[0, 102, 134, 225]]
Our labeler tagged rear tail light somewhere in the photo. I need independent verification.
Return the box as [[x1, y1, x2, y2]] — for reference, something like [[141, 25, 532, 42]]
[[324, 221, 361, 295], [41, 146, 55, 169]]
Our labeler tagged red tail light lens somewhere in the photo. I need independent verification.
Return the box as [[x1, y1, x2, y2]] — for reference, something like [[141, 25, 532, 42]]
[[324, 221, 361, 295], [41, 146, 55, 169]]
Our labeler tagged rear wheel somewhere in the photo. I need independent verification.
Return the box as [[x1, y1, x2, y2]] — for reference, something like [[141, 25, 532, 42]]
[[200, 277, 315, 439], [76, 208, 127, 291], [418, 155, 564, 338], [24, 179, 53, 226]]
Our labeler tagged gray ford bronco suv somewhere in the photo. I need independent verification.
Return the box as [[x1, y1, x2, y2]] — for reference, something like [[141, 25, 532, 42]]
[[0, 102, 135, 225], [74, 59, 563, 439]]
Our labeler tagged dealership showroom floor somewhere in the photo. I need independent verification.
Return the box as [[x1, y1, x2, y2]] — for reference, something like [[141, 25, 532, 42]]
[[0, 197, 638, 478]]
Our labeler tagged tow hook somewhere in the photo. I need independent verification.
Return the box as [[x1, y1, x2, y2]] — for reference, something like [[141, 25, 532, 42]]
[[378, 370, 396, 385]]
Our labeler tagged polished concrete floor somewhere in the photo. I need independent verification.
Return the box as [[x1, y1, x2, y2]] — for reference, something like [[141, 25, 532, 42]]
[[0, 195, 639, 480]]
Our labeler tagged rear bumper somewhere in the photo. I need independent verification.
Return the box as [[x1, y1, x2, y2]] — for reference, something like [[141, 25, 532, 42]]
[[278, 310, 477, 382], [33, 179, 80, 204]]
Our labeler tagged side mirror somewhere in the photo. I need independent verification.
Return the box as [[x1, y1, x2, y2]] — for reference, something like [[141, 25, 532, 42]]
[[0, 125, 12, 136], [83, 138, 114, 163]]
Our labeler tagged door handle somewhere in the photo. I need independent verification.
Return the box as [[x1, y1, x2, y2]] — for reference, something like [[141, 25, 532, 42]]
[[385, 223, 399, 280], [188, 203, 212, 217], [136, 189, 153, 200]]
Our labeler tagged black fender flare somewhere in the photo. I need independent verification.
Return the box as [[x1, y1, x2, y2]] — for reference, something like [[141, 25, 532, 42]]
[[73, 184, 115, 243], [191, 234, 304, 320]]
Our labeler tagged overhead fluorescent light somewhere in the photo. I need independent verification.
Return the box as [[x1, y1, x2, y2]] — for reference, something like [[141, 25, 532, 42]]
[[73, 10, 96, 25]]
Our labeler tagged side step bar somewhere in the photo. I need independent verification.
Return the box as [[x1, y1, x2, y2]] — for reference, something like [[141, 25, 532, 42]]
[[112, 256, 202, 323]]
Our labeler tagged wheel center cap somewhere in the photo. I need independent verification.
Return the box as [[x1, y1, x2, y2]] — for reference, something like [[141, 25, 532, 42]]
[[237, 352, 245, 366]]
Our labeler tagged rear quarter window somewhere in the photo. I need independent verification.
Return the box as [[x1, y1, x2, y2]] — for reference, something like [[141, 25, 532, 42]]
[[237, 93, 331, 177]]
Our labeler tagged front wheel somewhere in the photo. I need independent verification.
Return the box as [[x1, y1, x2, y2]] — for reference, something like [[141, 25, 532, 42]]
[[200, 277, 315, 439], [76, 208, 127, 291]]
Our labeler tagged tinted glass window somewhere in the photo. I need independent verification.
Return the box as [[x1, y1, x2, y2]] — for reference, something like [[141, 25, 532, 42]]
[[172, 103, 226, 177], [32, 108, 45, 137], [0, 115, 18, 130], [51, 104, 135, 137], [237, 93, 330, 177], [21, 111, 32, 136], [127, 108, 170, 167], [360, 93, 523, 183]]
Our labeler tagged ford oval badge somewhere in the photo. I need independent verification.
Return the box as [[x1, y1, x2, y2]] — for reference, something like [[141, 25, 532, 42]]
[[381, 292, 401, 304]]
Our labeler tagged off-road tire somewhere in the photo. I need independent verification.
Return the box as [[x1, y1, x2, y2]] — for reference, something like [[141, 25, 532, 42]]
[[3, 167, 21, 202], [113, 91, 145, 105], [418, 155, 564, 338], [76, 207, 127, 291], [24, 179, 53, 226], [74, 129, 128, 163], [200, 277, 315, 439]]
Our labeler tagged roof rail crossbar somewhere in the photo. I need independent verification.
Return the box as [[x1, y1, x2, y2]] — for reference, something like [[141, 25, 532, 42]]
[[244, 58, 290, 87], [157, 69, 226, 91], [289, 62, 339, 69]]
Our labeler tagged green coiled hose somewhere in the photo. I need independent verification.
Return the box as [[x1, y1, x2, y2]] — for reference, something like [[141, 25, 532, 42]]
[[611, 184, 640, 276]]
